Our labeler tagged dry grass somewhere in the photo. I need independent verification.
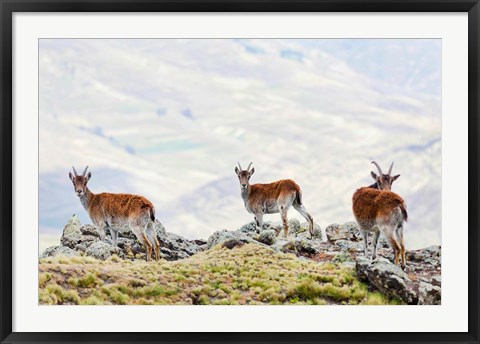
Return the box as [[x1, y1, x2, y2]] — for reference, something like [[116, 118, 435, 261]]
[[39, 244, 401, 305]]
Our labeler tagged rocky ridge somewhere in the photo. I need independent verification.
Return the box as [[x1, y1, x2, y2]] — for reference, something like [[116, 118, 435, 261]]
[[41, 215, 441, 305]]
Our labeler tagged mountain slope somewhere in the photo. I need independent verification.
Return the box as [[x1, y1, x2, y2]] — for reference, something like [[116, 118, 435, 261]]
[[39, 39, 441, 249]]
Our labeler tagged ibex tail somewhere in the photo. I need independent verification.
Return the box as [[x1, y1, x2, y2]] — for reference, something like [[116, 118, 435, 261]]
[[150, 206, 156, 222], [142, 204, 155, 222], [399, 202, 408, 222], [295, 189, 303, 206]]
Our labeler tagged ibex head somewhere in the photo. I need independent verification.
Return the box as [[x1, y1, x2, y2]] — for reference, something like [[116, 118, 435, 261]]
[[69, 166, 91, 197], [371, 161, 400, 191], [234, 162, 255, 190]]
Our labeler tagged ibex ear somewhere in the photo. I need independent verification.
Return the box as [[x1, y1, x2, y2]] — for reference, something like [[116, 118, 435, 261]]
[[235, 167, 240, 175], [86, 172, 92, 181], [392, 174, 400, 181], [249, 167, 255, 176], [371, 171, 378, 180], [69, 172, 74, 181]]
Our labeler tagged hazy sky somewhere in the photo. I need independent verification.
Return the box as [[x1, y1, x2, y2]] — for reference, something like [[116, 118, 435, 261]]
[[39, 39, 441, 249]]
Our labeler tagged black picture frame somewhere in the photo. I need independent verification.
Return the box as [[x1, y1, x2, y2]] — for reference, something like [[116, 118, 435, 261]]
[[1, 1, 479, 343]]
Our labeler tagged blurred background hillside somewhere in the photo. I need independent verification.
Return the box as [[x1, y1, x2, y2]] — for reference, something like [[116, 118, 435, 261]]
[[39, 39, 441, 251]]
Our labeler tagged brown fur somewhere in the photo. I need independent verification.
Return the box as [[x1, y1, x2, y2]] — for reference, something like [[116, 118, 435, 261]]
[[246, 179, 307, 238], [248, 179, 301, 212], [352, 187, 408, 269], [352, 187, 407, 223], [235, 164, 317, 239], [87, 192, 155, 224], [69, 170, 160, 262]]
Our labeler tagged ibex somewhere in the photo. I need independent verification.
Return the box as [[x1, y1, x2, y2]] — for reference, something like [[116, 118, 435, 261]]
[[69, 166, 161, 261], [235, 162, 324, 240], [352, 161, 407, 269]]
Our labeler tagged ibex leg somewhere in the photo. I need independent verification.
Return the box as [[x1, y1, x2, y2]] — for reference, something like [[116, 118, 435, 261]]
[[372, 230, 381, 260], [254, 214, 264, 232], [97, 223, 106, 242], [396, 224, 406, 269], [146, 222, 161, 261], [140, 231, 153, 262], [280, 208, 289, 238], [383, 225, 402, 266], [293, 204, 314, 239], [130, 224, 153, 261], [110, 227, 118, 247], [362, 230, 369, 258]]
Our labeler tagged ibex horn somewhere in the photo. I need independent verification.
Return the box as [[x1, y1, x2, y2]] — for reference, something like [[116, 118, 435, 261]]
[[72, 166, 78, 176], [82, 165, 89, 176], [371, 161, 383, 175], [247, 162, 253, 171], [388, 161, 394, 175], [237, 162, 243, 170]]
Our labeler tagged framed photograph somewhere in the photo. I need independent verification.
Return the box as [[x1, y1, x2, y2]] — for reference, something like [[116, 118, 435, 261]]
[[1, 1, 479, 343]]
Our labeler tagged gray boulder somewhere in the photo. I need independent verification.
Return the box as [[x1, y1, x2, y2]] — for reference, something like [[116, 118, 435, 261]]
[[297, 222, 324, 240], [113, 220, 201, 261], [407, 245, 441, 266], [108, 220, 202, 260], [40, 245, 78, 258], [271, 239, 289, 253], [298, 221, 311, 235], [74, 240, 96, 253], [325, 223, 345, 241], [325, 222, 362, 242], [256, 229, 277, 245], [341, 221, 363, 240], [312, 224, 325, 241], [237, 221, 274, 235], [60, 215, 102, 250], [237, 221, 262, 237], [79, 224, 99, 237], [85, 241, 124, 260], [154, 220, 167, 236], [158, 231, 202, 260], [159, 247, 190, 260], [60, 215, 84, 248], [49, 216, 202, 261], [272, 237, 320, 255], [293, 238, 320, 254], [207, 229, 256, 249], [335, 239, 363, 252], [237, 221, 258, 234], [286, 218, 301, 234], [356, 257, 418, 304], [269, 219, 301, 237], [431, 275, 441, 287], [418, 281, 441, 305]]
